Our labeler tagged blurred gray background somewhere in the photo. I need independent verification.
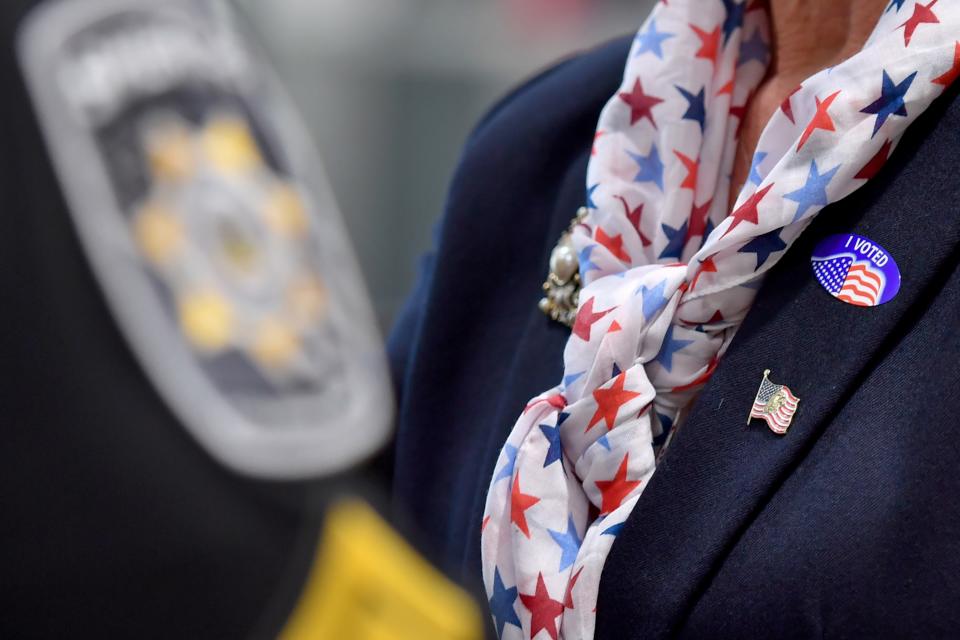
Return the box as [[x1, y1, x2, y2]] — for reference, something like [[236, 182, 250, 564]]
[[237, 0, 650, 330]]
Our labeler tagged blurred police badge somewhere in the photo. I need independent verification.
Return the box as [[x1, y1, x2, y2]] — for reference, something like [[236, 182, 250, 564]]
[[17, 0, 393, 478]]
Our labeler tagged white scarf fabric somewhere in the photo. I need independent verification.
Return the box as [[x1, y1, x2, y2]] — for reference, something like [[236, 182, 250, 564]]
[[481, 1, 960, 639]]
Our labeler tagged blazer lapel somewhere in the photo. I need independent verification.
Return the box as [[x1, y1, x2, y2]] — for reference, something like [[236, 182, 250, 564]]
[[595, 81, 960, 638]]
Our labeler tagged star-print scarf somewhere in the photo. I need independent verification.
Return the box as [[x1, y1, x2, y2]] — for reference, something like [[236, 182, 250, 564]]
[[481, 1, 960, 638]]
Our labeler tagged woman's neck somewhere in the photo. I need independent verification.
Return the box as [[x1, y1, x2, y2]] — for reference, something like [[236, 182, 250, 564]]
[[768, 0, 888, 83], [728, 0, 887, 210]]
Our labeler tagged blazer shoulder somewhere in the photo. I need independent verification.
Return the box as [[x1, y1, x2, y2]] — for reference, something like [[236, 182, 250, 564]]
[[435, 34, 632, 248], [462, 35, 633, 161]]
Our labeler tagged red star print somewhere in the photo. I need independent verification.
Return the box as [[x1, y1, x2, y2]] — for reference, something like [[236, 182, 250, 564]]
[[690, 256, 718, 289], [618, 78, 665, 127], [481, 515, 491, 532], [691, 24, 720, 67], [564, 566, 584, 609], [721, 183, 773, 238], [595, 454, 642, 515], [780, 85, 801, 124], [519, 573, 564, 640], [572, 297, 613, 342], [672, 355, 719, 392], [523, 393, 567, 414], [510, 475, 540, 538], [674, 150, 699, 191], [716, 79, 735, 96], [686, 198, 713, 242], [591, 131, 605, 156], [797, 90, 840, 150], [933, 41, 960, 86], [729, 97, 750, 138], [615, 196, 651, 246], [855, 139, 892, 179], [596, 227, 631, 263], [899, 0, 939, 47], [587, 371, 642, 432]]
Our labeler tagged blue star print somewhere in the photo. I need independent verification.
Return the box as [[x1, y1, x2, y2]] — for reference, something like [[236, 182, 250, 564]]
[[586, 183, 599, 209], [738, 228, 787, 269], [638, 280, 670, 321], [676, 85, 707, 132], [634, 19, 674, 59], [738, 28, 769, 66], [861, 69, 916, 137], [722, 0, 746, 43], [658, 220, 689, 260], [597, 434, 612, 451], [654, 325, 694, 372], [653, 412, 673, 447], [784, 160, 841, 221], [494, 444, 518, 483], [748, 151, 768, 185], [548, 516, 583, 571], [579, 245, 600, 273], [539, 422, 563, 468], [627, 144, 665, 190], [489, 569, 521, 637]]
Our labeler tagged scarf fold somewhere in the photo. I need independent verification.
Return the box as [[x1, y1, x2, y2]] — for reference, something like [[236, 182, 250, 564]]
[[482, 2, 960, 638]]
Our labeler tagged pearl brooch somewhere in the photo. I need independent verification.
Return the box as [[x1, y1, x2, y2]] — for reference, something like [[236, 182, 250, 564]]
[[538, 207, 588, 327]]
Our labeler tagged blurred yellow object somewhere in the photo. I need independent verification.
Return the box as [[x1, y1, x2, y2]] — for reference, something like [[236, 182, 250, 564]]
[[281, 500, 484, 640], [251, 317, 300, 369], [202, 116, 263, 174], [178, 290, 234, 352], [145, 122, 194, 182], [133, 205, 184, 265], [264, 184, 310, 238], [288, 276, 328, 326]]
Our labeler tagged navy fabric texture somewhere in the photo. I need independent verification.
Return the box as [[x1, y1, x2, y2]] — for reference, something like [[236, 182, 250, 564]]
[[390, 35, 960, 638]]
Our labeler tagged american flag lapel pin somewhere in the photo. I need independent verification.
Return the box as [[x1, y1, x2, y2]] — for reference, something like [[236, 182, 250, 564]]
[[748, 369, 800, 435]]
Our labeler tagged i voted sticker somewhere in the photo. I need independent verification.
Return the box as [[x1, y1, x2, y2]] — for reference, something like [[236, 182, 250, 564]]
[[811, 234, 900, 307]]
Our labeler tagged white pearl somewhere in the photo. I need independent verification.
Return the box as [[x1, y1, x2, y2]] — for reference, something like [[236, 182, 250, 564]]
[[550, 244, 578, 282]]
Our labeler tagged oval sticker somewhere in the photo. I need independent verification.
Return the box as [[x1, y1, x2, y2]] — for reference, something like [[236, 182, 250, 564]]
[[811, 233, 901, 307]]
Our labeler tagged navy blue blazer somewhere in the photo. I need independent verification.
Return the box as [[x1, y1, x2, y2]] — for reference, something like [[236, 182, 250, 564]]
[[389, 35, 960, 638]]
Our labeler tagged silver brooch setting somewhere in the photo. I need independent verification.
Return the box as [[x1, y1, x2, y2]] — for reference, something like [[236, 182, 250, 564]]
[[539, 207, 588, 327]]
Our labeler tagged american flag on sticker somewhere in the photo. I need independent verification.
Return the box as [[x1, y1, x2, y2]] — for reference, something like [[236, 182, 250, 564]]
[[749, 370, 799, 435], [811, 252, 887, 307]]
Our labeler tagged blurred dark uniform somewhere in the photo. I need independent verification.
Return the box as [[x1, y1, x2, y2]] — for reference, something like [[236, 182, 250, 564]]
[[0, 0, 480, 638]]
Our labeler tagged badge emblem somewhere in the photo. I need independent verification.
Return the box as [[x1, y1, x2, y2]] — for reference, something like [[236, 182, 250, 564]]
[[19, 0, 392, 478], [811, 233, 901, 307], [748, 370, 799, 435]]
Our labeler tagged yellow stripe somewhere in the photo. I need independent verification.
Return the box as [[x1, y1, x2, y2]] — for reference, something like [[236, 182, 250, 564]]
[[280, 500, 483, 640]]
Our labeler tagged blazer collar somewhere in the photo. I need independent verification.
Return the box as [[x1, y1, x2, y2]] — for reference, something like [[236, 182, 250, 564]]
[[595, 81, 960, 638]]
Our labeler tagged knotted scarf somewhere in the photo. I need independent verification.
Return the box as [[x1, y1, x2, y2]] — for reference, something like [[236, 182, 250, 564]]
[[481, 1, 960, 638]]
